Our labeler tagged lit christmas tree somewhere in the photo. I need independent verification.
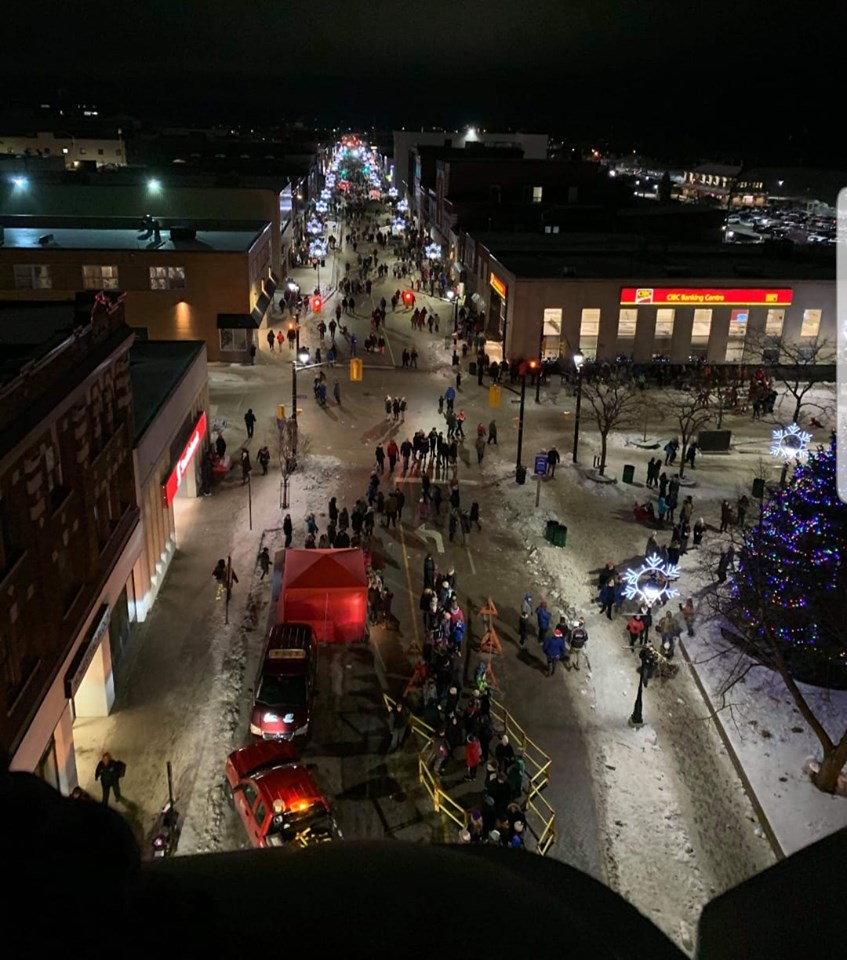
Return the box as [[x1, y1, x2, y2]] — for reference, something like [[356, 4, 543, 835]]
[[731, 439, 847, 688]]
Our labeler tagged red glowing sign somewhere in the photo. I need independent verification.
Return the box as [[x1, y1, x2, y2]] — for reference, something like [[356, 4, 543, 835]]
[[619, 287, 793, 306], [162, 411, 207, 507]]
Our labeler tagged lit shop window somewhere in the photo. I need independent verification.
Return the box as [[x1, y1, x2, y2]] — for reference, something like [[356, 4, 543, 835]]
[[579, 308, 600, 358], [618, 308, 637, 340], [13, 264, 52, 289], [725, 309, 749, 362], [801, 309, 821, 339], [149, 266, 186, 290], [220, 329, 249, 351], [82, 265, 119, 290]]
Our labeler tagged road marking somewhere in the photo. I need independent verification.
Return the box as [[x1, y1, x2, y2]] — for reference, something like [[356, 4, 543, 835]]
[[466, 546, 476, 575], [415, 523, 444, 554]]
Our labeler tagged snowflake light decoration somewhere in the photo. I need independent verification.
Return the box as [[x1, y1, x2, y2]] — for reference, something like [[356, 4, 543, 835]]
[[314, 201, 329, 214], [308, 238, 328, 259], [425, 242, 441, 260], [387, 187, 398, 199], [770, 423, 812, 460], [622, 553, 681, 606], [397, 199, 409, 213], [307, 218, 323, 236]]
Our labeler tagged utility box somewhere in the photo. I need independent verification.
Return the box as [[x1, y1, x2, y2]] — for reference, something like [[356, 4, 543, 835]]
[[622, 464, 635, 484], [553, 523, 568, 547], [545, 519, 558, 542], [698, 430, 732, 452]]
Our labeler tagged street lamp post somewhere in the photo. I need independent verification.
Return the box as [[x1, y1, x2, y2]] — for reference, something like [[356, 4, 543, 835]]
[[571, 352, 585, 463], [515, 360, 537, 478], [629, 661, 646, 727]]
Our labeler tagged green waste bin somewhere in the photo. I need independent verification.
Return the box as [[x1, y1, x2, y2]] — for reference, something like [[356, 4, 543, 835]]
[[622, 464, 635, 484], [553, 523, 568, 547], [469, 361, 477, 376], [545, 519, 558, 542], [516, 465, 527, 485]]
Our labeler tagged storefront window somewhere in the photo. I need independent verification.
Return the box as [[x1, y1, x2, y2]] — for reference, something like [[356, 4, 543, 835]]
[[725, 308, 748, 362], [801, 309, 821, 338], [220, 329, 248, 352], [691, 309, 712, 357], [542, 308, 562, 360], [579, 308, 600, 359], [763, 309, 785, 362]]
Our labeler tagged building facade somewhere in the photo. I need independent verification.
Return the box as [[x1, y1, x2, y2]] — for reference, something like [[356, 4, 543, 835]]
[[0, 130, 127, 168], [462, 234, 835, 367], [0, 217, 275, 362], [1, 295, 141, 791]]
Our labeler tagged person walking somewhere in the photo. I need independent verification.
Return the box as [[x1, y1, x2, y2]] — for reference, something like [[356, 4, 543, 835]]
[[626, 613, 645, 650], [475, 434, 486, 465], [546, 446, 560, 478], [535, 599, 552, 646], [386, 700, 409, 753], [569, 617, 588, 670], [543, 626, 566, 676], [736, 494, 749, 528], [257, 546, 271, 580], [598, 578, 616, 620], [257, 445, 270, 475], [719, 500, 733, 533], [685, 441, 697, 470], [639, 642, 659, 687], [692, 517, 706, 546], [680, 597, 696, 637], [244, 408, 256, 439], [386, 439, 399, 474], [283, 513, 293, 548], [333, 381, 342, 406], [267, 329, 275, 352], [94, 751, 126, 806], [488, 419, 498, 445], [464, 734, 482, 781], [240, 448, 252, 485]]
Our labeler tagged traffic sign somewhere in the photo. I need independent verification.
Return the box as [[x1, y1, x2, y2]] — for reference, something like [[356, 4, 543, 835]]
[[534, 453, 549, 476]]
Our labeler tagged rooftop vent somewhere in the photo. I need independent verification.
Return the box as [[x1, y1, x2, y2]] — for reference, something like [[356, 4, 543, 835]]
[[38, 233, 54, 245], [169, 225, 196, 242]]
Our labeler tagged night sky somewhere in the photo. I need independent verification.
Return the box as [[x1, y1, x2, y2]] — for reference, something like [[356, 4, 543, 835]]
[[0, 0, 836, 162]]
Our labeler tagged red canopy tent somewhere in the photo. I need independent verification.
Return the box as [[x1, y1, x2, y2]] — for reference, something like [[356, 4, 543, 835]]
[[277, 548, 368, 643]]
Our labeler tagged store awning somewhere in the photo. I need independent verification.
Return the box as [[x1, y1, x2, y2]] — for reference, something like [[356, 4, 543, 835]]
[[251, 290, 272, 324], [263, 271, 279, 299], [217, 313, 260, 329]]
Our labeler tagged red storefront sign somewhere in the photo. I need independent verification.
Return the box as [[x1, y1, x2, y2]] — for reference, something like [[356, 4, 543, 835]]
[[619, 287, 793, 306], [161, 411, 207, 507], [489, 272, 507, 299]]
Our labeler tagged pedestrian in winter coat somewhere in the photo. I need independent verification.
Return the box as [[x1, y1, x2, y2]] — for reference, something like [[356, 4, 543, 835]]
[[521, 592, 533, 619], [257, 547, 271, 579], [95, 752, 126, 805], [598, 561, 617, 590], [469, 501, 481, 531], [488, 420, 498, 445], [693, 517, 706, 546], [535, 601, 552, 644], [627, 614, 645, 649], [720, 500, 733, 533], [475, 435, 486, 464], [637, 604, 652, 643], [424, 553, 436, 589], [598, 580, 616, 620], [543, 628, 567, 676], [386, 440, 399, 472], [257, 446, 270, 475], [283, 513, 293, 547], [569, 618, 588, 670], [244, 408, 256, 438], [680, 598, 696, 636], [546, 447, 560, 477], [465, 735, 482, 780], [639, 643, 659, 687], [518, 611, 530, 648]]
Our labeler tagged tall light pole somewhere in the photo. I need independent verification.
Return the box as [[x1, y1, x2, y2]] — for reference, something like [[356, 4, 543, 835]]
[[571, 352, 585, 463], [291, 346, 310, 454], [515, 360, 537, 480]]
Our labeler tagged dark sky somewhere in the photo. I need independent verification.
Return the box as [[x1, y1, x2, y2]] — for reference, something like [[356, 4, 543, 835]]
[[0, 0, 836, 161]]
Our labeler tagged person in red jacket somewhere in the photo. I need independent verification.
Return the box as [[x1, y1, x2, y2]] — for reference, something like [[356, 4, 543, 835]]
[[464, 734, 482, 782], [386, 439, 399, 473]]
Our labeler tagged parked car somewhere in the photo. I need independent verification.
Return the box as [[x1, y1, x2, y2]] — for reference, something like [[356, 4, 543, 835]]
[[225, 740, 341, 848], [250, 623, 317, 742]]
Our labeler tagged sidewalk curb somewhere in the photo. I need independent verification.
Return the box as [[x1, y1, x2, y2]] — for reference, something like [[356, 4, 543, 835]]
[[678, 636, 785, 861]]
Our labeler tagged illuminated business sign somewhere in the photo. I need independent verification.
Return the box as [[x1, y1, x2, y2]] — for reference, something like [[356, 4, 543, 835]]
[[489, 272, 507, 299], [619, 287, 793, 306], [162, 411, 207, 507]]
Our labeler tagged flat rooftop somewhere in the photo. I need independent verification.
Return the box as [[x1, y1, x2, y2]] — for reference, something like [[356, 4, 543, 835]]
[[0, 299, 78, 387], [130, 340, 206, 441], [477, 233, 835, 281], [0, 217, 269, 253]]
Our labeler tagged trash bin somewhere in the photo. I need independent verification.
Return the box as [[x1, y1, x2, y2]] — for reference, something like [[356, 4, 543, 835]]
[[516, 465, 527, 485], [469, 361, 477, 376], [622, 464, 635, 484], [545, 519, 558, 543], [553, 523, 568, 547]]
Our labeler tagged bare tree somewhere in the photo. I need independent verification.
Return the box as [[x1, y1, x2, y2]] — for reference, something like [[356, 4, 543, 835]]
[[697, 366, 746, 429], [581, 375, 642, 475], [672, 391, 712, 478], [753, 333, 835, 424]]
